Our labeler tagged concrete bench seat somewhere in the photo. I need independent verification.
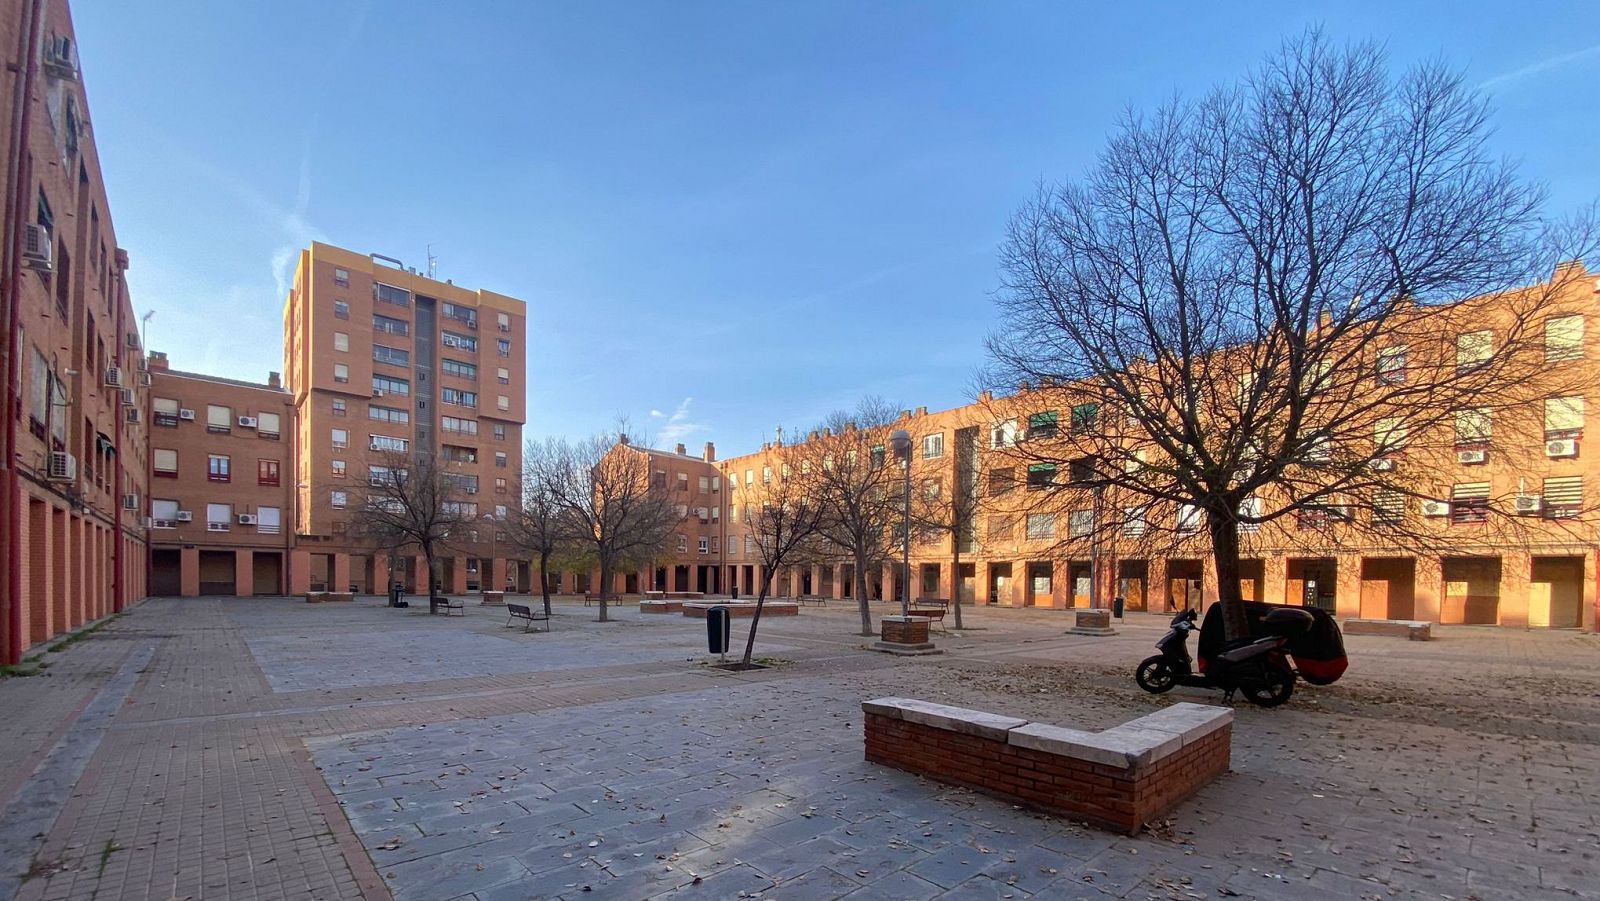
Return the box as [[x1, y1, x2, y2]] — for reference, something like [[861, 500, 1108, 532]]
[[681, 601, 798, 618], [863, 697, 1232, 834], [1344, 618, 1431, 640]]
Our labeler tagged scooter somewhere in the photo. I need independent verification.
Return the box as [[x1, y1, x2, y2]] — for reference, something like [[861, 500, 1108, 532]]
[[1135, 606, 1312, 707]]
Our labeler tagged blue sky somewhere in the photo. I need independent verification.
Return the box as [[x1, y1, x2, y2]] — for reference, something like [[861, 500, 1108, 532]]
[[74, 1, 1600, 453]]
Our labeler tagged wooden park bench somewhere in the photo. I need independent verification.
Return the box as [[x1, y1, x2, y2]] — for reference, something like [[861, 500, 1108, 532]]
[[907, 598, 949, 630], [584, 593, 628, 607], [506, 603, 551, 633], [430, 596, 465, 616]]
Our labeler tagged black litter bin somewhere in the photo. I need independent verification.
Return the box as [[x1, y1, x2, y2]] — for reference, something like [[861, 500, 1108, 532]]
[[707, 606, 731, 655], [390, 582, 405, 607], [1112, 596, 1125, 619]]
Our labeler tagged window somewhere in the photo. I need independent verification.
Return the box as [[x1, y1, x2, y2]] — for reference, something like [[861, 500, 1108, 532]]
[[373, 375, 410, 396], [331, 399, 346, 416], [331, 428, 348, 449], [334, 267, 349, 287], [1069, 457, 1097, 483], [494, 452, 507, 468], [1372, 490, 1404, 526], [698, 476, 709, 494], [373, 345, 409, 366], [921, 433, 944, 459], [675, 472, 690, 492], [207, 454, 230, 482], [711, 506, 720, 522], [330, 490, 347, 509], [1376, 345, 1407, 385], [1545, 396, 1584, 439], [1070, 403, 1099, 434], [1122, 506, 1147, 537], [443, 445, 478, 464], [921, 477, 941, 499], [1454, 409, 1491, 446], [497, 312, 510, 331], [762, 466, 772, 484], [1450, 482, 1490, 524], [442, 416, 478, 435], [333, 363, 349, 383], [497, 395, 509, 411], [368, 465, 403, 486], [206, 503, 231, 529], [710, 536, 720, 553], [441, 387, 477, 407], [987, 516, 1014, 540], [991, 419, 1017, 448], [1025, 513, 1054, 540], [1546, 315, 1583, 362], [369, 404, 409, 423], [442, 359, 477, 379], [257, 507, 281, 534], [442, 501, 478, 516], [153, 397, 179, 427], [743, 469, 754, 486], [331, 460, 346, 478], [1543, 476, 1582, 519], [1176, 503, 1201, 533], [1374, 417, 1407, 454], [496, 367, 510, 385], [495, 478, 507, 493], [441, 301, 477, 325], [868, 445, 886, 469], [372, 314, 409, 336], [493, 504, 507, 519], [677, 534, 688, 553], [206, 404, 231, 433], [151, 499, 179, 526], [441, 331, 477, 352], [370, 434, 408, 453], [988, 467, 1014, 496], [745, 536, 755, 553], [153, 448, 177, 476], [1237, 495, 1261, 533], [711, 476, 721, 493], [675, 503, 689, 519], [333, 300, 349, 320], [698, 537, 709, 554], [1068, 509, 1093, 538], [375, 283, 410, 306], [492, 424, 506, 441], [496, 338, 510, 357], [1456, 330, 1491, 372], [258, 459, 280, 486], [1026, 463, 1056, 491], [333, 332, 349, 352], [1027, 411, 1058, 440], [257, 412, 280, 439]]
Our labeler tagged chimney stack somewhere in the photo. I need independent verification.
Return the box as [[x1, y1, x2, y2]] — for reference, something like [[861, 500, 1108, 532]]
[[674, 443, 687, 456], [619, 434, 631, 445], [703, 441, 716, 462], [147, 351, 169, 371], [914, 406, 927, 417], [267, 371, 281, 390]]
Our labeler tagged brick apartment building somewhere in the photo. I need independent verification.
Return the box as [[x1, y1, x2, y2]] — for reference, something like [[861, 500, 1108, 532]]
[[282, 242, 529, 596], [144, 355, 295, 596], [0, 0, 148, 662]]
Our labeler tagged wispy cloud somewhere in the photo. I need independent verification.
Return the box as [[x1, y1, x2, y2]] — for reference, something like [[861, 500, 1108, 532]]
[[1478, 42, 1600, 90], [654, 397, 704, 445]]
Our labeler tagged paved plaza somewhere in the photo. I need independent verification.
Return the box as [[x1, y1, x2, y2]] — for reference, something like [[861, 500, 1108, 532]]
[[1, 596, 1598, 900]]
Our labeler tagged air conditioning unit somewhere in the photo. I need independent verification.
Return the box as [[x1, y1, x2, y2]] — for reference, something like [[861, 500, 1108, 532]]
[[175, 510, 193, 522], [1420, 500, 1450, 517], [1369, 458, 1395, 471], [22, 224, 51, 270], [43, 36, 78, 80], [46, 451, 76, 482], [237, 416, 258, 429], [372, 388, 385, 397], [124, 407, 140, 424], [1546, 439, 1578, 458], [104, 367, 122, 387], [120, 387, 135, 406], [140, 372, 152, 387], [122, 493, 138, 511], [465, 487, 477, 495], [1456, 449, 1487, 465], [124, 332, 139, 348], [1513, 495, 1543, 515], [237, 513, 258, 526], [178, 408, 196, 420]]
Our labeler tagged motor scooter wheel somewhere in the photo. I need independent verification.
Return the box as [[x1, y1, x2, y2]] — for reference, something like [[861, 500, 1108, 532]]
[[1135, 656, 1176, 694], [1243, 672, 1295, 707]]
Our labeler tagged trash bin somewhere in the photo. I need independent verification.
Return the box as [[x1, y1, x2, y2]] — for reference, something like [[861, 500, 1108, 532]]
[[390, 582, 404, 607], [1112, 596, 1126, 619], [707, 606, 731, 655]]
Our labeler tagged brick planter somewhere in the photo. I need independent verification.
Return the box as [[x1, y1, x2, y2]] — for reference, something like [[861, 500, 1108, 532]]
[[873, 615, 942, 656], [1344, 618, 1431, 640], [1069, 608, 1116, 635], [480, 591, 505, 606], [304, 592, 353, 604], [640, 600, 684, 614], [863, 697, 1232, 834], [681, 601, 798, 618]]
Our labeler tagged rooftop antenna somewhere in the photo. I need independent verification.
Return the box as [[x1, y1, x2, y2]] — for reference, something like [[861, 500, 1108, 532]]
[[426, 244, 438, 280]]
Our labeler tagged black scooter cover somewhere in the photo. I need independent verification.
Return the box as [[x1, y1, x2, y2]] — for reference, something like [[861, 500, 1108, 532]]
[[1197, 602, 1348, 685]]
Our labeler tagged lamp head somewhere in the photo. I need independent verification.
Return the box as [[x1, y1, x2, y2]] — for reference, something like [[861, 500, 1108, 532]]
[[889, 429, 911, 455]]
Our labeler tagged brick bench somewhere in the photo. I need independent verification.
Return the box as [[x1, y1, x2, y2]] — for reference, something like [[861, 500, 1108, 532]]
[[304, 592, 353, 604], [639, 599, 684, 614], [1343, 618, 1431, 641], [682, 601, 799, 618], [863, 697, 1232, 835]]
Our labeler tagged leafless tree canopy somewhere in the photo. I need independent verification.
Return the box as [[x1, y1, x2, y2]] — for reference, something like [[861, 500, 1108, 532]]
[[508, 437, 581, 615], [346, 450, 471, 602], [738, 461, 825, 663], [542, 431, 677, 622], [988, 31, 1598, 638]]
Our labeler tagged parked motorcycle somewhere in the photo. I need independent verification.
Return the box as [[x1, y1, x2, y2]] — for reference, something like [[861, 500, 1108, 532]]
[[1135, 606, 1316, 707]]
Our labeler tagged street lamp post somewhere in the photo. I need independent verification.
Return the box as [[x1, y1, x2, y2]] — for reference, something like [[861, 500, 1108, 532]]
[[889, 429, 912, 618]]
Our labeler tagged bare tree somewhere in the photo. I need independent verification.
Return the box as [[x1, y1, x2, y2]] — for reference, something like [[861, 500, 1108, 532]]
[[908, 443, 982, 629], [792, 397, 904, 636], [508, 437, 578, 616], [738, 462, 825, 666], [347, 450, 470, 608], [990, 31, 1598, 640], [544, 431, 677, 622]]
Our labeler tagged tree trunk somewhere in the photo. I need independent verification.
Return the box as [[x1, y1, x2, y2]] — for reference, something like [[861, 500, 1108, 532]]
[[538, 550, 551, 616], [1206, 508, 1248, 642], [423, 546, 437, 602], [853, 549, 873, 635], [741, 572, 775, 666], [597, 560, 610, 622], [951, 545, 964, 630]]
